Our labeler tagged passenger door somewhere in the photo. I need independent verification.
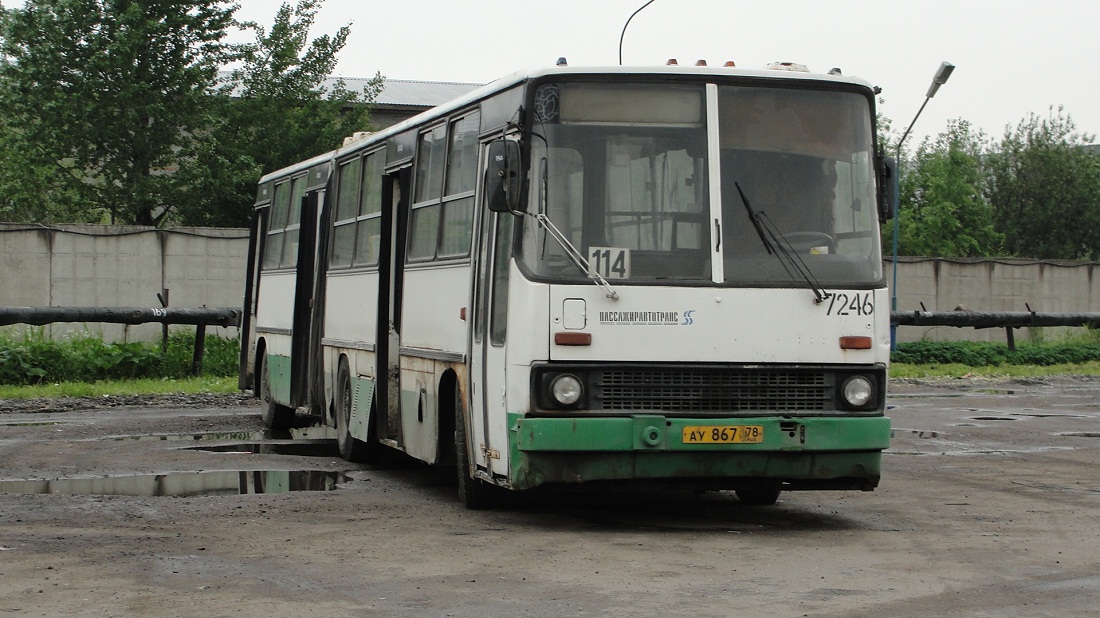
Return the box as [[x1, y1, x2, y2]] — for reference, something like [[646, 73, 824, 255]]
[[468, 140, 517, 478], [375, 167, 411, 445]]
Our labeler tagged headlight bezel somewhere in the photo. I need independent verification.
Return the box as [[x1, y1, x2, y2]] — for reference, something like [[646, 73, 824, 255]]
[[532, 367, 591, 411], [839, 374, 876, 411], [550, 373, 584, 406]]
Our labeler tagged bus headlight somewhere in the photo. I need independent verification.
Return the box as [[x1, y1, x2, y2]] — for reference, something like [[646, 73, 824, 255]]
[[550, 374, 583, 406], [841, 375, 874, 408]]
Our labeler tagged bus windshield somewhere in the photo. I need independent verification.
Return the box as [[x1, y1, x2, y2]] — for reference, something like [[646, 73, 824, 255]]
[[519, 81, 883, 287]]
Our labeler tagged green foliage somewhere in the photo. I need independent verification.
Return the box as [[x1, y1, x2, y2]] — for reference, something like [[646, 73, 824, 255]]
[[887, 120, 1004, 257], [0, 0, 237, 226], [0, 329, 238, 385], [0, 0, 376, 228], [987, 107, 1100, 259], [892, 340, 1100, 366], [885, 106, 1100, 260], [174, 0, 382, 227]]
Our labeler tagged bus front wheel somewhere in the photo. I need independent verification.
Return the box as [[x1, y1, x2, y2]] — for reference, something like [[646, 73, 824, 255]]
[[335, 359, 372, 463], [455, 391, 499, 510], [258, 354, 294, 429]]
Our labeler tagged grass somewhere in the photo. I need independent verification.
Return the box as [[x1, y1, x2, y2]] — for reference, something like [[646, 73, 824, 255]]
[[0, 375, 242, 400], [888, 361, 1100, 380], [0, 328, 239, 386], [3, 363, 1098, 401]]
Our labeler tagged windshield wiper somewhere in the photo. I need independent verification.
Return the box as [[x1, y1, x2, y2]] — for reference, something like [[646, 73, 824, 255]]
[[523, 212, 619, 300], [733, 182, 829, 304], [735, 182, 775, 255]]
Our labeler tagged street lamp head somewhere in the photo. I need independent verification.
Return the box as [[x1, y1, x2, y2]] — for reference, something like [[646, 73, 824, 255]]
[[925, 61, 955, 98]]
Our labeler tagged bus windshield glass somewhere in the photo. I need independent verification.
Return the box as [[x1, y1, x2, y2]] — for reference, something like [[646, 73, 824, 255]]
[[519, 81, 883, 287]]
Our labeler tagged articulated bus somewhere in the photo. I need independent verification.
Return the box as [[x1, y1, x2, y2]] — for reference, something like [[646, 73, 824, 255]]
[[239, 62, 895, 508]]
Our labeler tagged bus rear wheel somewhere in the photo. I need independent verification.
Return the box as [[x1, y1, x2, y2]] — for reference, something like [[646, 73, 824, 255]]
[[335, 359, 372, 463], [257, 354, 294, 429], [455, 391, 499, 510]]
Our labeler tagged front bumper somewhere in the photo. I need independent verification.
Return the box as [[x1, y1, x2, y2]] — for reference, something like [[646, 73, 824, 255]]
[[508, 413, 890, 490]]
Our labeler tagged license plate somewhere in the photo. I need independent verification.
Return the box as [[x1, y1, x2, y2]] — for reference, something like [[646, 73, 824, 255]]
[[682, 425, 764, 444]]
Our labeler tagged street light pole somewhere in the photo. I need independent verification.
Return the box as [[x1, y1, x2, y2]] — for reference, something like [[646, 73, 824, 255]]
[[890, 61, 955, 349]]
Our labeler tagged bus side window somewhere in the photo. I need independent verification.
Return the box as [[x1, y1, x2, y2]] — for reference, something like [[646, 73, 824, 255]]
[[438, 112, 479, 258], [353, 151, 385, 266], [331, 157, 362, 268], [282, 175, 307, 268], [262, 180, 291, 269], [408, 124, 447, 262], [409, 110, 481, 262]]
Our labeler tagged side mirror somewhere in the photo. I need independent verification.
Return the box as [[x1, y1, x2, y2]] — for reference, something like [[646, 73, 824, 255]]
[[486, 139, 522, 213], [879, 156, 898, 221]]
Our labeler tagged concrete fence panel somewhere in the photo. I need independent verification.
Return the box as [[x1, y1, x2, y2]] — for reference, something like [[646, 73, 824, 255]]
[[0, 224, 247, 342], [891, 257, 1100, 343]]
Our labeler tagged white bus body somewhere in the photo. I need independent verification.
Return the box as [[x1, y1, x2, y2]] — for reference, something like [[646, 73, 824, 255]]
[[241, 65, 894, 508]]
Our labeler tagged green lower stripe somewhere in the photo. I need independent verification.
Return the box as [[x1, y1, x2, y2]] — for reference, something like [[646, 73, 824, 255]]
[[511, 414, 891, 452], [509, 450, 883, 490], [266, 353, 292, 406], [507, 413, 890, 490]]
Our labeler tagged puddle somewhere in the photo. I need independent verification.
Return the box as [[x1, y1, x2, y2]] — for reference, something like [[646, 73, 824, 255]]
[[187, 441, 337, 457], [1055, 432, 1100, 438], [1010, 479, 1100, 495], [0, 421, 68, 427], [887, 446, 1075, 457], [0, 470, 349, 497], [108, 425, 336, 443], [1012, 413, 1090, 419], [892, 428, 942, 439], [888, 393, 965, 399], [968, 416, 1018, 421]]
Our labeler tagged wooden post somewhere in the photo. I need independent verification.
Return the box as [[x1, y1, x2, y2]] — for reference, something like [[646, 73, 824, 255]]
[[157, 289, 169, 353], [192, 323, 206, 376]]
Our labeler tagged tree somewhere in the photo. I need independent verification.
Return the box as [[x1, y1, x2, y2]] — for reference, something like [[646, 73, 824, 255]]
[[988, 107, 1100, 259], [0, 0, 237, 225], [885, 120, 1003, 257], [173, 0, 382, 227]]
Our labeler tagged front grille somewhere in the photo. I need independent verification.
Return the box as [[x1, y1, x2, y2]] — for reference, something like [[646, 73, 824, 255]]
[[592, 367, 831, 413]]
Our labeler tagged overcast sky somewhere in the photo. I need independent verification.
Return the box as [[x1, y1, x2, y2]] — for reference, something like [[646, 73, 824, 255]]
[[5, 0, 1098, 146], [231, 0, 1100, 147]]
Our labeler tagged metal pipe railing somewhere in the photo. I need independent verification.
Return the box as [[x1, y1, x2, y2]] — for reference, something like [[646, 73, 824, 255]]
[[891, 310, 1100, 350], [0, 306, 241, 376]]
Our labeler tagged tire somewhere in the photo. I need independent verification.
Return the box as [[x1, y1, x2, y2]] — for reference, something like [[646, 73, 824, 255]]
[[735, 487, 781, 506], [455, 389, 499, 509], [335, 359, 371, 463], [257, 353, 294, 429]]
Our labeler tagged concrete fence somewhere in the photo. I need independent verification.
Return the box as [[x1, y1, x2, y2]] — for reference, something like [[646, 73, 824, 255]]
[[0, 224, 247, 342], [891, 256, 1100, 343], [2, 224, 1098, 344]]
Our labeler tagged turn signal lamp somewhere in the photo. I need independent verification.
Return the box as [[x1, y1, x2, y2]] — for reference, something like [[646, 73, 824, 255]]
[[555, 332, 592, 346], [839, 336, 872, 350]]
